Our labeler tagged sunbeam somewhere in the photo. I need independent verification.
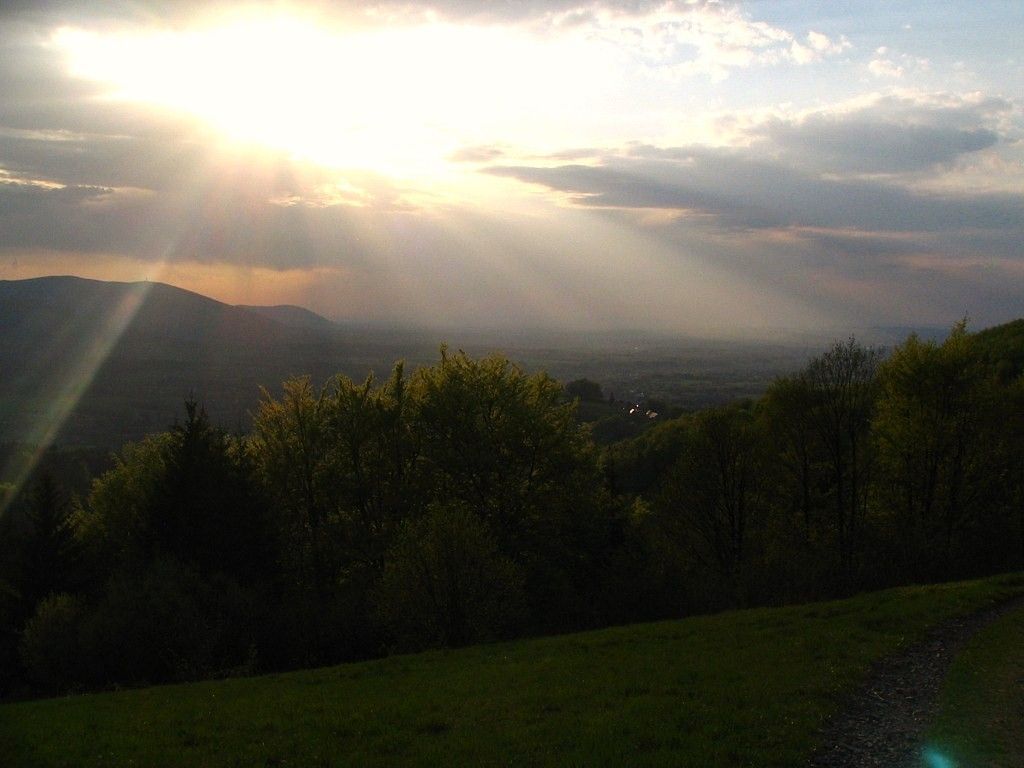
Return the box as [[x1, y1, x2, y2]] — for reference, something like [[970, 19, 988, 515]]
[[0, 281, 155, 519]]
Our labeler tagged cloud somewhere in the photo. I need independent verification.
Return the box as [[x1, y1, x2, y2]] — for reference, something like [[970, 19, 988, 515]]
[[766, 119, 997, 173], [1, 2, 1022, 334], [448, 145, 506, 163], [867, 46, 930, 80], [289, 1, 852, 82], [751, 94, 1010, 174], [480, 110, 1024, 327], [553, 3, 849, 81], [487, 147, 1023, 234], [868, 56, 903, 79], [789, 29, 850, 65]]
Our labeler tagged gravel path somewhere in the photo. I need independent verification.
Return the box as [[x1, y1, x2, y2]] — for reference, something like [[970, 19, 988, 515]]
[[808, 593, 1024, 768]]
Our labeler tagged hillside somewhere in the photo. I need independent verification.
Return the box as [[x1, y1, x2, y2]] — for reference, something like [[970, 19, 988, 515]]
[[974, 318, 1024, 380], [6, 276, 1017, 452], [0, 276, 293, 348], [0, 276, 815, 449], [0, 277, 435, 447], [1, 574, 1020, 768], [237, 303, 338, 331]]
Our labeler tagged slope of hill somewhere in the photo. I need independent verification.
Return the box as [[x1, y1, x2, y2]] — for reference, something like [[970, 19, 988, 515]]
[[237, 303, 338, 331], [0, 276, 817, 450], [0, 276, 434, 448], [974, 318, 1024, 380], [0, 574, 1020, 768], [0, 276, 292, 348]]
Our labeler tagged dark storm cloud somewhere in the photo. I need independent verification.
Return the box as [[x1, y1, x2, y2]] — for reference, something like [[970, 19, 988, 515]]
[[488, 148, 1024, 234]]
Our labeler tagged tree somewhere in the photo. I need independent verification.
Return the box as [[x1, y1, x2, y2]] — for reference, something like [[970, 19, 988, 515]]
[[74, 404, 277, 688], [874, 323, 994, 578], [250, 376, 337, 593], [22, 474, 79, 606], [804, 338, 882, 589], [77, 433, 171, 578], [82, 402, 270, 584], [376, 502, 525, 649], [252, 367, 418, 601], [0, 570, 20, 697], [759, 374, 835, 600], [149, 400, 271, 583], [999, 377, 1024, 571], [656, 405, 769, 607], [762, 375, 819, 543], [409, 348, 615, 629], [410, 348, 592, 552], [565, 378, 604, 403], [19, 593, 86, 693]]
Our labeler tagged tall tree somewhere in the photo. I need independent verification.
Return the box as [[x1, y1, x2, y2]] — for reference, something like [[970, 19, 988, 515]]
[[804, 338, 881, 589], [657, 405, 768, 606], [23, 474, 79, 606], [376, 501, 525, 649], [150, 400, 271, 583], [761, 374, 821, 545], [875, 323, 995, 578]]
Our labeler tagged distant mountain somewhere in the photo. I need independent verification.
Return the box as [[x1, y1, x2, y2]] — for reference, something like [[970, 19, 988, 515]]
[[10, 275, 987, 453], [0, 276, 438, 448], [237, 304, 337, 331], [1, 276, 294, 349]]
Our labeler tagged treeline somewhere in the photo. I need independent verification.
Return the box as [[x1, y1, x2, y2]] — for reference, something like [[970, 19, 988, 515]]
[[2, 327, 1024, 698], [606, 323, 1024, 611]]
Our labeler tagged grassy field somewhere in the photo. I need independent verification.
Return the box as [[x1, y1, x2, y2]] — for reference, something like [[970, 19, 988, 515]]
[[925, 600, 1024, 768], [1, 574, 1022, 768]]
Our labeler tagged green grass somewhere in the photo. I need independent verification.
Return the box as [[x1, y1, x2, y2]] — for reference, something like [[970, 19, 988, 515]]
[[2, 574, 1022, 768], [924, 600, 1024, 768]]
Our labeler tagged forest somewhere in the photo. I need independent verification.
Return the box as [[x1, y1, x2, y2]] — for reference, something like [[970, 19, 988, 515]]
[[2, 321, 1024, 699]]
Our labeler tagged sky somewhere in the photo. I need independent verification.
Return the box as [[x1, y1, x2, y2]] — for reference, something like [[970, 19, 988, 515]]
[[0, 0, 1022, 338]]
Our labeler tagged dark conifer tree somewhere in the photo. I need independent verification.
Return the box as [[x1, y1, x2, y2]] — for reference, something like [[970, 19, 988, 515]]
[[23, 474, 79, 607]]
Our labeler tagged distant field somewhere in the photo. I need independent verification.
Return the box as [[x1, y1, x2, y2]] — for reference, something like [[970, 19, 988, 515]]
[[2, 574, 1021, 768]]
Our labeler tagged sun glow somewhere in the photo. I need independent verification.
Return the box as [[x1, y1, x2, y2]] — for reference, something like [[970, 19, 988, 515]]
[[53, 14, 607, 180]]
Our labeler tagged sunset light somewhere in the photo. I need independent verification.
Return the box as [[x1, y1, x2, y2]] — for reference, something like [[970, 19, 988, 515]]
[[2, 3, 1024, 763], [53, 14, 608, 178]]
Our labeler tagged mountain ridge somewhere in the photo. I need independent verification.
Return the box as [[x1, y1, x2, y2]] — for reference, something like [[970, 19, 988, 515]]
[[3, 275, 1020, 449]]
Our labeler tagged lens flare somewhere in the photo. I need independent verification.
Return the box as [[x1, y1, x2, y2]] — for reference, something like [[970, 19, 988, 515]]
[[922, 747, 957, 768]]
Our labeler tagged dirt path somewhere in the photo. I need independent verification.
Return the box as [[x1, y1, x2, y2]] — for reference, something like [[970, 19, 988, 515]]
[[809, 593, 1024, 768]]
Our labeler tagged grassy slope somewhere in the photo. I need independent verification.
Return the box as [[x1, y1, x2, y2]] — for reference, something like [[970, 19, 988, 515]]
[[2, 575, 1022, 768], [925, 602, 1024, 768]]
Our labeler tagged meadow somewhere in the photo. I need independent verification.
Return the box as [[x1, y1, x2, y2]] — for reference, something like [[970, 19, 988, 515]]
[[2, 574, 1021, 768]]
